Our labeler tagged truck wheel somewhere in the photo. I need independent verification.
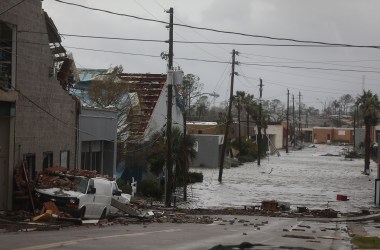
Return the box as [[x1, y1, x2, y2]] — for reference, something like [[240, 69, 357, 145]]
[[80, 207, 86, 220], [100, 208, 107, 220]]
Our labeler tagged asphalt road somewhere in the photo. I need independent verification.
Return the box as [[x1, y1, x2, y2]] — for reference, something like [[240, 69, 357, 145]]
[[1, 215, 352, 250]]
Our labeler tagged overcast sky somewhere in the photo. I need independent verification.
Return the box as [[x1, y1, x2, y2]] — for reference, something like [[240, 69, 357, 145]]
[[42, 0, 380, 110]]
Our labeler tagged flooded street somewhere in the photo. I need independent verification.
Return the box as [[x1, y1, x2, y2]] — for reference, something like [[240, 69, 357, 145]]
[[188, 145, 377, 213]]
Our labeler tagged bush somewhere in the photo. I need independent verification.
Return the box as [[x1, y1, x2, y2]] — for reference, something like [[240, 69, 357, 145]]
[[230, 139, 260, 163], [137, 178, 163, 200], [116, 179, 132, 194], [345, 151, 362, 159], [187, 172, 203, 184], [238, 154, 257, 163]]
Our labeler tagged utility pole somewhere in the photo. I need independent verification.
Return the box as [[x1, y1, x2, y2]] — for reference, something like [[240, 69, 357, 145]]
[[182, 99, 188, 201], [218, 49, 237, 183], [286, 89, 289, 153], [353, 105, 356, 150], [257, 79, 263, 166], [292, 94, 295, 148], [165, 7, 174, 207], [338, 108, 341, 127], [298, 92, 302, 133]]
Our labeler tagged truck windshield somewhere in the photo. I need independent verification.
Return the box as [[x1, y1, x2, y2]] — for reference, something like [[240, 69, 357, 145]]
[[74, 177, 89, 194]]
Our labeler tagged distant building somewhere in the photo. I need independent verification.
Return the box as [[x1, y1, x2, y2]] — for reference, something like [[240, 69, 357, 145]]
[[78, 107, 118, 178], [312, 127, 354, 144], [187, 121, 221, 135], [190, 134, 223, 168], [72, 68, 185, 182]]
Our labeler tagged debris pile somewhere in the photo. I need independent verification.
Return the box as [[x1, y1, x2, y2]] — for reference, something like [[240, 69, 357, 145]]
[[310, 209, 338, 218], [261, 200, 278, 212], [36, 167, 113, 190]]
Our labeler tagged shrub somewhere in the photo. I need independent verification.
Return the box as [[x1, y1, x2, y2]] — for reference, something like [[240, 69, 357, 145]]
[[137, 178, 163, 200], [187, 172, 203, 184], [116, 179, 132, 194], [238, 154, 257, 163], [345, 151, 362, 159]]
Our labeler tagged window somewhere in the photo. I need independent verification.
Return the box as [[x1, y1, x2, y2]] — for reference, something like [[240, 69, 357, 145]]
[[0, 22, 13, 89], [43, 152, 53, 170], [81, 141, 102, 173], [327, 134, 331, 140], [23, 154, 36, 180], [60, 150, 70, 169]]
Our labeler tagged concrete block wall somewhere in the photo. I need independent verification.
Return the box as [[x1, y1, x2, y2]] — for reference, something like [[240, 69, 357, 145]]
[[0, 0, 77, 171]]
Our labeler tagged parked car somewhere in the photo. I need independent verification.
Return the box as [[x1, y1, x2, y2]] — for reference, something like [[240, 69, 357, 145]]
[[35, 176, 130, 219]]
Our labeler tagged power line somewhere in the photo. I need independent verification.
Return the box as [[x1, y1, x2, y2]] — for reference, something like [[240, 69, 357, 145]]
[[66, 46, 162, 58], [66, 45, 229, 64], [132, 0, 225, 61], [10, 86, 117, 142], [237, 73, 344, 95], [17, 31, 352, 47], [174, 41, 343, 47], [62, 34, 166, 43], [10, 36, 380, 76], [239, 61, 380, 74], [53, 0, 380, 49], [239, 52, 380, 71], [0, 0, 26, 16], [64, 45, 380, 73]]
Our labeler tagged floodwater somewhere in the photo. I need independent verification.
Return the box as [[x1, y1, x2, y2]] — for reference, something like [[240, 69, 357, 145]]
[[187, 145, 377, 213]]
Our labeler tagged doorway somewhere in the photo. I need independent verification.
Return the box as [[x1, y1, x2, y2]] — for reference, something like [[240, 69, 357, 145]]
[[0, 113, 10, 211]]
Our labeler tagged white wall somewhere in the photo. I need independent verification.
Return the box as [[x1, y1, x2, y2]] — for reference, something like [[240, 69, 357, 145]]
[[144, 70, 184, 140], [254, 124, 284, 150]]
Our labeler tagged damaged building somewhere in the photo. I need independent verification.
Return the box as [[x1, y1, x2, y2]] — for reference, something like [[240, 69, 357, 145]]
[[0, 1, 78, 211], [71, 69, 184, 181]]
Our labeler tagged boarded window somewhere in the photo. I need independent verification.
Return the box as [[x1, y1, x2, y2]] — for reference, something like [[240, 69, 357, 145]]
[[60, 150, 70, 168], [81, 141, 102, 173], [43, 152, 53, 169], [0, 22, 13, 89], [23, 154, 36, 180]]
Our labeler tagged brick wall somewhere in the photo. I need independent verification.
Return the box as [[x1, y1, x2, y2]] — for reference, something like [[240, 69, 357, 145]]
[[313, 127, 353, 144], [1, 0, 77, 171]]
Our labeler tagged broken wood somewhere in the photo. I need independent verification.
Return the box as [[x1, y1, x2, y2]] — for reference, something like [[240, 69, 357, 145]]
[[22, 161, 36, 216], [111, 198, 140, 217]]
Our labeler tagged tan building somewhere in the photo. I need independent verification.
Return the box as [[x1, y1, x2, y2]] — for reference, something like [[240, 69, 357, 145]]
[[187, 122, 222, 135], [312, 127, 354, 144], [0, 1, 77, 210]]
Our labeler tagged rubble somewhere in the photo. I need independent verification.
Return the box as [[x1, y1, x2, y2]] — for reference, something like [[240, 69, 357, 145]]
[[261, 200, 278, 211], [35, 167, 113, 190]]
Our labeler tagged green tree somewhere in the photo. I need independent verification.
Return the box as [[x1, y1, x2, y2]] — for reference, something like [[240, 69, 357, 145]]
[[86, 65, 132, 162], [194, 96, 210, 120], [87, 66, 126, 108], [242, 94, 256, 139], [339, 94, 354, 115], [356, 90, 380, 175], [146, 127, 197, 205], [181, 74, 203, 117], [234, 91, 246, 150]]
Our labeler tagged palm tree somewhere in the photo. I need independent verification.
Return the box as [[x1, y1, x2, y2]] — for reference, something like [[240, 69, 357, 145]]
[[356, 90, 380, 175], [147, 127, 197, 205], [242, 94, 256, 139], [234, 91, 246, 150]]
